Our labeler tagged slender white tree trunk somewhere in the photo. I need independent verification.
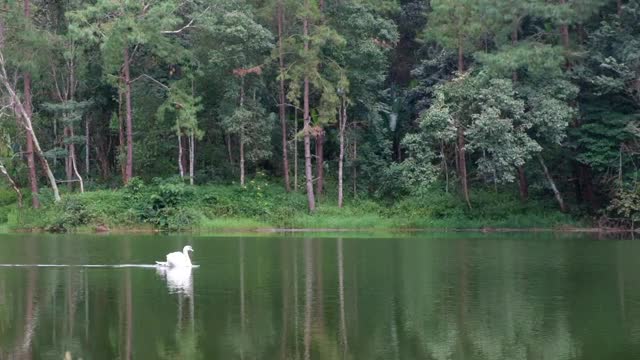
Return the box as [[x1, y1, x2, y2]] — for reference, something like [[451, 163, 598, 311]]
[[338, 98, 347, 208], [303, 0, 316, 212], [294, 109, 298, 191], [240, 134, 245, 186], [189, 133, 195, 185], [178, 133, 184, 178], [0, 47, 61, 202], [85, 118, 90, 175], [70, 127, 84, 193], [538, 154, 567, 212], [352, 136, 357, 196]]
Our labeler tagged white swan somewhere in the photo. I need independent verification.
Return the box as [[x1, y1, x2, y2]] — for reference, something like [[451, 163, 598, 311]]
[[156, 245, 194, 268]]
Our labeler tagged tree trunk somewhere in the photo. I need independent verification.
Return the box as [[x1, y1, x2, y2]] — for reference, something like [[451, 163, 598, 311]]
[[617, 0, 623, 16], [512, 24, 519, 82], [278, 0, 291, 192], [0, 48, 60, 201], [557, 4, 596, 210], [457, 41, 465, 73], [178, 133, 184, 178], [22, 1, 39, 208], [181, 135, 188, 176], [70, 126, 84, 193], [352, 136, 357, 197], [315, 130, 324, 198], [0, 160, 22, 207], [96, 141, 111, 180], [441, 141, 449, 193], [24, 73, 39, 208], [65, 126, 73, 188], [518, 165, 528, 201], [559, 0, 571, 69], [24, 118, 60, 202], [189, 133, 195, 185], [240, 135, 245, 186], [455, 42, 470, 208], [239, 80, 245, 186], [538, 154, 567, 212], [118, 83, 126, 182], [303, 0, 316, 212], [294, 109, 298, 191], [511, 25, 529, 202], [123, 47, 134, 184], [338, 99, 346, 208], [226, 133, 233, 165], [457, 126, 471, 209], [579, 163, 597, 210], [85, 118, 90, 175]]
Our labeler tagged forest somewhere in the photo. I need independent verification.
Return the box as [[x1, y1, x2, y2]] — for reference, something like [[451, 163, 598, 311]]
[[0, 0, 639, 231]]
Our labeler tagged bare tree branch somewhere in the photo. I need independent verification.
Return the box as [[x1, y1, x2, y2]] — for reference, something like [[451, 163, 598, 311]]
[[129, 73, 170, 91], [161, 18, 196, 34], [160, 6, 211, 34]]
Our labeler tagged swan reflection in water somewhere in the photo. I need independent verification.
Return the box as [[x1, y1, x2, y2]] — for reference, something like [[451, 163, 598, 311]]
[[155, 266, 200, 359], [156, 266, 194, 297]]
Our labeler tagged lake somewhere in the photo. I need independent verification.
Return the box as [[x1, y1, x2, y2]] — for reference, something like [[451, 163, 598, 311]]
[[0, 232, 639, 359]]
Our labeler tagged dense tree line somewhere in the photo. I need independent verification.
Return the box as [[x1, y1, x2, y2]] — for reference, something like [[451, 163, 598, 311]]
[[0, 0, 639, 223]]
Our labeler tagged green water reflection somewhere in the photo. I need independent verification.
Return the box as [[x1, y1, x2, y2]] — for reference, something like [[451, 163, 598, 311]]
[[0, 233, 639, 359]]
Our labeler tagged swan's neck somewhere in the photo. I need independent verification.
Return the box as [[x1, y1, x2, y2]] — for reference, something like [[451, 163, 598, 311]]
[[183, 249, 192, 266]]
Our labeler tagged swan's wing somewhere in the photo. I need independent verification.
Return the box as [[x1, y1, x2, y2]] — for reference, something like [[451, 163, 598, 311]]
[[166, 251, 186, 267]]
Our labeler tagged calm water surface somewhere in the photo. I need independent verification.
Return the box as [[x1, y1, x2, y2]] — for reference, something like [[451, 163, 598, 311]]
[[0, 232, 639, 359]]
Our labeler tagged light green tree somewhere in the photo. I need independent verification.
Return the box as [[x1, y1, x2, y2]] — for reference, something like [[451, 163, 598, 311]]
[[157, 78, 203, 185], [204, 3, 274, 186]]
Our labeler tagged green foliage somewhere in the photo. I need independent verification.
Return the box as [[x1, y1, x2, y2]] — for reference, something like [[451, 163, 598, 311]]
[[4, 181, 580, 232], [414, 72, 542, 184], [67, 0, 187, 77], [426, 0, 484, 57], [45, 196, 93, 232], [608, 186, 640, 223], [1, 0, 637, 230]]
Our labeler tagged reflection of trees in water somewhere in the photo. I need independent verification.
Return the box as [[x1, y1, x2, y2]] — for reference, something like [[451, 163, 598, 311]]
[[157, 289, 200, 360], [467, 241, 578, 360], [4, 236, 640, 359], [0, 237, 92, 359], [156, 266, 200, 360], [398, 239, 581, 360], [337, 238, 348, 359], [224, 238, 276, 359], [309, 238, 345, 360]]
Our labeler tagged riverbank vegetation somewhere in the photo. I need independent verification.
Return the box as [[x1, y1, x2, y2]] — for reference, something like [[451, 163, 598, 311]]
[[0, 177, 579, 232], [0, 0, 639, 232]]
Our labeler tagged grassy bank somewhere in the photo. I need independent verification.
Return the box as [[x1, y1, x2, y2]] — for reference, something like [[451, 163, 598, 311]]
[[0, 178, 584, 233]]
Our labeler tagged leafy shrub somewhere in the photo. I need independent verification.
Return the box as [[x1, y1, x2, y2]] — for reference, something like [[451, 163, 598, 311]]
[[608, 187, 640, 223], [0, 205, 11, 223], [46, 196, 93, 232], [0, 189, 17, 206], [124, 177, 145, 197]]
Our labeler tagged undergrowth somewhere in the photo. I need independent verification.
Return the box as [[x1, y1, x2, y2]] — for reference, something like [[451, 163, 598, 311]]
[[0, 178, 582, 233]]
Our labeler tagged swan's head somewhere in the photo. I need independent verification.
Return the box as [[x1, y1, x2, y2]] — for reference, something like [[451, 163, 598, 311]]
[[183, 245, 194, 253]]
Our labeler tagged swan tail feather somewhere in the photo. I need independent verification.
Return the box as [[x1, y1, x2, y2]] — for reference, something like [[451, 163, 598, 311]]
[[155, 261, 169, 266]]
